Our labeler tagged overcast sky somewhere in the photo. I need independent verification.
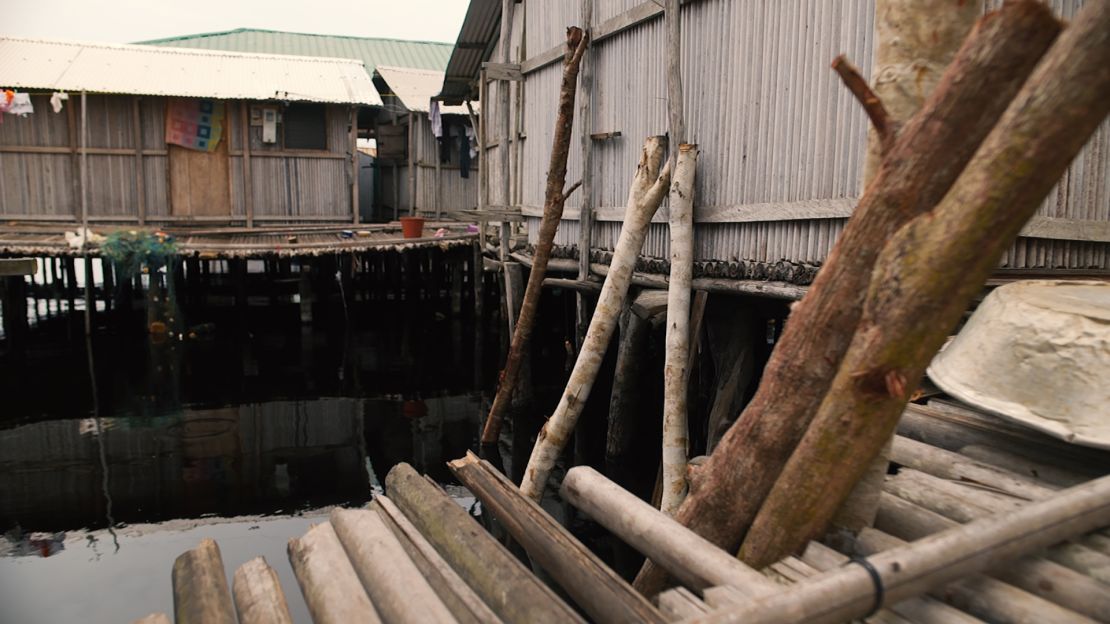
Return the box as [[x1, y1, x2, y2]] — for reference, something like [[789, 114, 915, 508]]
[[4, 0, 469, 44]]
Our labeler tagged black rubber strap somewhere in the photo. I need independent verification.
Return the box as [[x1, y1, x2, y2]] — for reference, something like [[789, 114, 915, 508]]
[[849, 556, 885, 618]]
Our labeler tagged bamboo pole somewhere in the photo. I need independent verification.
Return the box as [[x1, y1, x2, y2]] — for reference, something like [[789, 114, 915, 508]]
[[288, 522, 381, 624], [450, 453, 667, 624], [374, 497, 504, 624], [521, 136, 671, 500], [876, 492, 1110, 620], [330, 508, 455, 624], [171, 539, 236, 624], [661, 144, 698, 514], [384, 463, 584, 624], [481, 27, 590, 445], [636, 3, 1063, 593], [739, 0, 1110, 568], [561, 466, 775, 597], [232, 557, 294, 624], [688, 474, 1110, 624]]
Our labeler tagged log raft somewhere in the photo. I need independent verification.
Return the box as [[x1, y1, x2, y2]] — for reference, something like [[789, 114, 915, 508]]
[[153, 406, 1110, 623]]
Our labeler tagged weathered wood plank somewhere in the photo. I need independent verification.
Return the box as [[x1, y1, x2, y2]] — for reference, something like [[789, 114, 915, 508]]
[[0, 259, 37, 276], [171, 538, 236, 624], [449, 453, 667, 624]]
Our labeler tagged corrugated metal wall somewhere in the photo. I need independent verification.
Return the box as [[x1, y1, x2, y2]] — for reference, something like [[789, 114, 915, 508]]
[[517, 0, 1109, 270]]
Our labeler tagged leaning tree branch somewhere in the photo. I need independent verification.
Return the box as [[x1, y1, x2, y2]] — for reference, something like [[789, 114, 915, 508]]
[[832, 54, 893, 147], [481, 27, 590, 446], [634, 0, 1062, 597], [740, 0, 1110, 568], [561, 180, 584, 204]]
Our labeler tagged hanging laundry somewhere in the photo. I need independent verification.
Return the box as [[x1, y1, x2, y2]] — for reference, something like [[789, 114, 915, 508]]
[[0, 92, 34, 116], [49, 92, 68, 114], [459, 123, 471, 179], [165, 98, 225, 152], [429, 100, 442, 138]]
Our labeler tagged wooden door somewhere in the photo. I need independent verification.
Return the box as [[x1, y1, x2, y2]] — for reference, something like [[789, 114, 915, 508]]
[[168, 118, 232, 218]]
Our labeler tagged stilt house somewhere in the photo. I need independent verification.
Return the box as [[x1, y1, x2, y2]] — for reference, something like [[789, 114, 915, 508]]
[[0, 38, 380, 225]]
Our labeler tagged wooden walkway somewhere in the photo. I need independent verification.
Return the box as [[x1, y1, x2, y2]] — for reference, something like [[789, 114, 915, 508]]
[[0, 222, 478, 258], [139, 402, 1110, 624]]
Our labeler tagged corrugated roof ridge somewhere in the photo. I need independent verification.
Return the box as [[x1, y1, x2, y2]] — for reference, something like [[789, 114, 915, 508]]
[[137, 27, 454, 48], [1, 36, 369, 66]]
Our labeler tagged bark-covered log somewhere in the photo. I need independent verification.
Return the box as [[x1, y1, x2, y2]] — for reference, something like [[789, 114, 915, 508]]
[[482, 28, 589, 444], [384, 463, 584, 623], [739, 0, 1109, 568], [520, 136, 671, 501], [634, 1, 1062, 594], [450, 454, 667, 624], [661, 145, 699, 514]]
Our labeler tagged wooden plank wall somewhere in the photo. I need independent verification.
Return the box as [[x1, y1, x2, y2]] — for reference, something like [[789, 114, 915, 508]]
[[0, 95, 355, 224]]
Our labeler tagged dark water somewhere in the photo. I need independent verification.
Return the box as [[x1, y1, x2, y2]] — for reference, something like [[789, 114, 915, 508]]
[[0, 289, 496, 623]]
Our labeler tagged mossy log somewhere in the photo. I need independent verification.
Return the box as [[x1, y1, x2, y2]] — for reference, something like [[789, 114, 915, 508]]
[[634, 1, 1064, 594], [384, 463, 583, 624]]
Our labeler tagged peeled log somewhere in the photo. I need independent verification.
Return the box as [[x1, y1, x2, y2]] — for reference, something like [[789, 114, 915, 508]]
[[521, 136, 672, 501], [635, 1, 1063, 595], [232, 557, 294, 624], [739, 0, 1110, 568], [661, 145, 699, 514], [172, 538, 236, 624]]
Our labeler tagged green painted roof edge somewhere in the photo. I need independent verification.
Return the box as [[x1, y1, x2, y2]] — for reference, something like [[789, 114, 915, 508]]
[[135, 27, 453, 48]]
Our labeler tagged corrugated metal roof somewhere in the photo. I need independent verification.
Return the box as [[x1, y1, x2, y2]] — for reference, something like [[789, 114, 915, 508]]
[[141, 28, 453, 73], [438, 0, 501, 104], [0, 37, 382, 105], [375, 65, 470, 114]]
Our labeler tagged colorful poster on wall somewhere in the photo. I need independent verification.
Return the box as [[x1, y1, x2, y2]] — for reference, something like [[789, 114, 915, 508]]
[[165, 98, 225, 152]]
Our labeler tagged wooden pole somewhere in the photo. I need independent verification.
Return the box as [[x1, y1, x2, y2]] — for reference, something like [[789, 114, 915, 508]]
[[852, 528, 1095, 624], [839, 0, 978, 532], [575, 0, 595, 349], [330, 508, 455, 624], [351, 106, 360, 224], [288, 522, 381, 624], [498, 0, 516, 261], [132, 97, 147, 225], [635, 2, 1063, 593], [520, 136, 671, 500], [232, 557, 294, 624], [605, 306, 653, 485], [798, 541, 981, 624], [478, 69, 489, 247], [876, 492, 1110, 621], [690, 474, 1110, 624], [240, 101, 254, 228], [480, 28, 590, 446], [739, 0, 1110, 568], [374, 497, 504, 624], [172, 539, 237, 624], [560, 466, 775, 598], [407, 112, 416, 216], [450, 453, 668, 624], [384, 463, 584, 623], [661, 144, 698, 514]]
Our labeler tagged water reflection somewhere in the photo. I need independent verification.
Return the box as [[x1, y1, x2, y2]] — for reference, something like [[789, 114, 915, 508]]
[[0, 293, 489, 623]]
